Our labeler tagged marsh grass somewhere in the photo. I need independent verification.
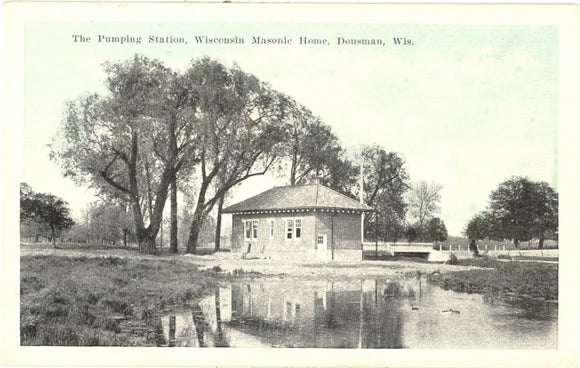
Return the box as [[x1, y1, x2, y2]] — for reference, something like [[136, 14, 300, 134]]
[[428, 256, 558, 300], [20, 255, 221, 346]]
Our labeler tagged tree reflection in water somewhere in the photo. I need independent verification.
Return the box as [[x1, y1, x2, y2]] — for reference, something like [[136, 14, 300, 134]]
[[153, 277, 557, 349]]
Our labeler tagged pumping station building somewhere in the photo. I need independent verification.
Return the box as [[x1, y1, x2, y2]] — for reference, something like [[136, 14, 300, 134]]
[[222, 184, 373, 261]]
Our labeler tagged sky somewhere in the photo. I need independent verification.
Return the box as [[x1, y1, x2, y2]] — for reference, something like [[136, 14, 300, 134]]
[[22, 22, 558, 236]]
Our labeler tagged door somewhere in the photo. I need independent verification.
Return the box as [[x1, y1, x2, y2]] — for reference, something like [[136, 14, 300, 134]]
[[316, 234, 327, 261]]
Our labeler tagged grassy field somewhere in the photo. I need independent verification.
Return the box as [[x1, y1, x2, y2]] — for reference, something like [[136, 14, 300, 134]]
[[427, 256, 558, 300], [20, 255, 228, 346]]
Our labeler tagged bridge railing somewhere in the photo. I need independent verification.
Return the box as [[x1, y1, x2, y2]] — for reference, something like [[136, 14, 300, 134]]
[[362, 242, 434, 256]]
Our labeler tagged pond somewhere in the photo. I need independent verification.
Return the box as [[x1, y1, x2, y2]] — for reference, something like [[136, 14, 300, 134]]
[[153, 277, 557, 349]]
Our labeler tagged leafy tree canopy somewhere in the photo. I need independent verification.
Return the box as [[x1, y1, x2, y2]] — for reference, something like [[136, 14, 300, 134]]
[[20, 183, 74, 246], [464, 177, 558, 249], [359, 145, 410, 242], [407, 180, 443, 228], [425, 217, 448, 243]]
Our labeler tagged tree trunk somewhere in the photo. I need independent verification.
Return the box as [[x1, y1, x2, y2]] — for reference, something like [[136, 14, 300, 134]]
[[170, 175, 178, 253], [127, 167, 174, 255], [186, 211, 204, 254], [186, 180, 210, 254], [374, 212, 379, 257], [290, 151, 298, 186], [214, 195, 225, 252], [136, 231, 158, 254], [123, 229, 128, 247], [131, 197, 158, 254], [538, 234, 545, 249], [125, 130, 173, 255], [86, 214, 90, 244], [513, 238, 520, 249], [51, 225, 56, 248]]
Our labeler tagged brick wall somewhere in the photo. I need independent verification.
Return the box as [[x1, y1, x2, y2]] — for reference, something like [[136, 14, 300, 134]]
[[231, 211, 363, 261], [231, 212, 315, 255], [315, 212, 362, 250]]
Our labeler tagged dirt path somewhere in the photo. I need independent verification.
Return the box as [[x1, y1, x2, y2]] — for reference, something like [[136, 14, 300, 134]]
[[20, 243, 481, 279]]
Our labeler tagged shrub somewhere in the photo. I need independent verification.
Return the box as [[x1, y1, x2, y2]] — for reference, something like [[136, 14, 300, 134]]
[[446, 252, 459, 265]]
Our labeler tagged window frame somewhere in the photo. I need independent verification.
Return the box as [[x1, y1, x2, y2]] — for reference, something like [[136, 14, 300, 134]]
[[284, 217, 303, 241], [294, 218, 302, 240], [252, 220, 259, 239], [285, 218, 294, 241], [244, 219, 259, 241]]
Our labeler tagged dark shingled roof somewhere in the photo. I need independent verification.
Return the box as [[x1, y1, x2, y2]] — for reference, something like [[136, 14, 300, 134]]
[[222, 184, 373, 214]]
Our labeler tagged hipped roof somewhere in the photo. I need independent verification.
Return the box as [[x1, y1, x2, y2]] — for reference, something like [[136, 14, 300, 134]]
[[222, 184, 373, 214]]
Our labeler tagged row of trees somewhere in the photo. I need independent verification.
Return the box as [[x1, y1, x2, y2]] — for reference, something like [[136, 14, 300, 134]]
[[363, 172, 446, 243], [464, 177, 558, 249], [59, 201, 215, 248], [49, 54, 446, 253], [51, 56, 292, 254]]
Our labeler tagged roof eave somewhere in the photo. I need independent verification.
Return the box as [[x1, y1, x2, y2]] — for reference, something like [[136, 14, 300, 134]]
[[222, 206, 374, 215]]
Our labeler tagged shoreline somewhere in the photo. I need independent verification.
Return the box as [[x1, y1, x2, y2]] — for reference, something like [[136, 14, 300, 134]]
[[20, 243, 481, 279], [19, 243, 558, 346]]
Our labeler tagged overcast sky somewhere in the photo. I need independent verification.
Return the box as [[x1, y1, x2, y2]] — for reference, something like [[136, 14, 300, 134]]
[[22, 22, 557, 236]]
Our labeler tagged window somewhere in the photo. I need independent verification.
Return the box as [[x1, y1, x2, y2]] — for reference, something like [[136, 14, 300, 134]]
[[244, 220, 259, 240], [244, 220, 252, 240], [269, 220, 274, 239], [294, 219, 301, 239], [285, 218, 302, 240], [286, 219, 293, 239], [252, 220, 258, 239]]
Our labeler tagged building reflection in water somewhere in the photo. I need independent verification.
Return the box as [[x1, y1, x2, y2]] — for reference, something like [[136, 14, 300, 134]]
[[156, 275, 557, 349], [158, 279, 420, 348]]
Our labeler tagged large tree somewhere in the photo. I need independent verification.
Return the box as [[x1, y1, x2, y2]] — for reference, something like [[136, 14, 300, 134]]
[[51, 55, 195, 254], [487, 177, 558, 249], [182, 58, 287, 253], [368, 191, 407, 242], [530, 181, 558, 248], [407, 180, 443, 229], [282, 101, 346, 186], [464, 213, 491, 241], [425, 217, 448, 243], [20, 183, 74, 246], [359, 145, 409, 242]]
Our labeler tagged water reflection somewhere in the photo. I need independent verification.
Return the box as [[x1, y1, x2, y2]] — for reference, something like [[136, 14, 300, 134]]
[[156, 277, 557, 349]]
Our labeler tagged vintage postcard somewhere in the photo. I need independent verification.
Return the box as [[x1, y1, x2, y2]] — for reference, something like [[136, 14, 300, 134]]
[[2, 2, 579, 367]]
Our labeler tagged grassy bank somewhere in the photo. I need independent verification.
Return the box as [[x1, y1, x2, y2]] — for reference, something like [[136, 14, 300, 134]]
[[20, 255, 226, 346], [427, 256, 558, 300]]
